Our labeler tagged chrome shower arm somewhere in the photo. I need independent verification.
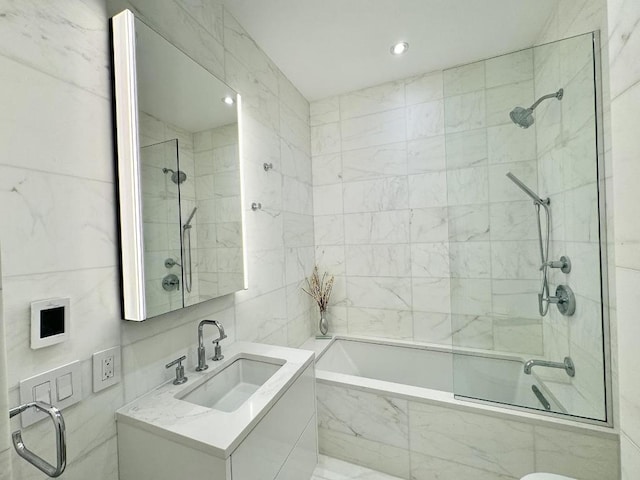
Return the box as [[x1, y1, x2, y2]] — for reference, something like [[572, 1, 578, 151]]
[[529, 88, 564, 111]]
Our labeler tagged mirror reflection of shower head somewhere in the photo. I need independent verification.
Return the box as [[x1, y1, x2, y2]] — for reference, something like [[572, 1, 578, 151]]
[[183, 207, 197, 229], [505, 172, 549, 206], [509, 88, 564, 129], [162, 167, 187, 184]]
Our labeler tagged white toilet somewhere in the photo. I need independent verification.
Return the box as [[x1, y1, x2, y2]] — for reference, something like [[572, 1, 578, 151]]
[[521, 474, 576, 480]]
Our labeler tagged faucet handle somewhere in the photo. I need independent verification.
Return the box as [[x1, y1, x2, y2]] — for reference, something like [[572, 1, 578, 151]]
[[165, 355, 188, 385]]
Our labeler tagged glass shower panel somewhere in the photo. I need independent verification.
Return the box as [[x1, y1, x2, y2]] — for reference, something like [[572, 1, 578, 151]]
[[446, 32, 608, 422], [140, 138, 183, 317]]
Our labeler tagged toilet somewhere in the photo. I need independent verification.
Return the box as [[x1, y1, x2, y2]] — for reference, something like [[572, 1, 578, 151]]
[[521, 474, 576, 480]]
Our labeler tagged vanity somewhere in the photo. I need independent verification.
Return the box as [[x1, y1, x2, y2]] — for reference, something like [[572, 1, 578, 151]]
[[116, 342, 317, 480]]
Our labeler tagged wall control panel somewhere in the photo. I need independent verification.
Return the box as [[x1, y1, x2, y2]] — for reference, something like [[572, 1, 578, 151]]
[[19, 360, 82, 427], [30, 297, 70, 349]]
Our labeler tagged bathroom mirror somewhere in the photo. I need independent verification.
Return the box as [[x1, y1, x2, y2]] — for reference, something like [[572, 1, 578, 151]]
[[111, 10, 246, 321]]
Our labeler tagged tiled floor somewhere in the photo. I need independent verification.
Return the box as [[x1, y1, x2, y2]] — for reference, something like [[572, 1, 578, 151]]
[[311, 455, 403, 480]]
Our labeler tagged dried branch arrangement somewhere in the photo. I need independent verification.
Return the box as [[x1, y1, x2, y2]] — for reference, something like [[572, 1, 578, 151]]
[[302, 266, 334, 312]]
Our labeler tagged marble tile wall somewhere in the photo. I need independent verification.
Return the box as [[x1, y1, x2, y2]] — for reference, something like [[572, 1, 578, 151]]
[[316, 382, 620, 480], [311, 72, 451, 341], [607, 0, 640, 475], [2, 1, 313, 478], [0, 260, 11, 480]]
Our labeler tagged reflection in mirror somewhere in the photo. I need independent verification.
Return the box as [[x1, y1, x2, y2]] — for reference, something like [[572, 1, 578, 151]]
[[111, 10, 246, 321]]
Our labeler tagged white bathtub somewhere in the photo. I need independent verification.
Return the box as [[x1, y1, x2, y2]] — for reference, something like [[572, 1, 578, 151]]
[[312, 336, 618, 480], [316, 336, 561, 411]]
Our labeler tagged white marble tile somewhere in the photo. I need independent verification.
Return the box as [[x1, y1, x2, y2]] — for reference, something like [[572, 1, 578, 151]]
[[285, 246, 315, 287], [489, 161, 538, 203], [450, 279, 492, 316], [489, 201, 539, 241], [281, 102, 311, 156], [176, 0, 224, 43], [341, 109, 406, 151], [346, 276, 412, 311], [408, 172, 448, 209], [315, 215, 345, 246], [347, 307, 413, 339], [0, 55, 114, 183], [344, 211, 410, 245], [342, 143, 407, 182], [223, 9, 277, 92], [317, 383, 409, 449], [492, 279, 540, 319], [443, 61, 485, 97], [448, 242, 491, 278], [410, 207, 449, 243], [444, 91, 486, 133], [0, 449, 11, 480], [312, 454, 404, 480], [311, 96, 340, 126], [534, 426, 620, 480], [491, 240, 539, 280], [493, 317, 543, 355], [608, 0, 640, 99], [412, 312, 452, 345], [340, 81, 405, 120], [444, 129, 488, 169], [410, 451, 518, 480], [236, 290, 288, 342], [407, 136, 446, 174], [283, 212, 314, 248], [412, 277, 451, 314], [283, 176, 313, 215], [345, 245, 411, 277], [487, 123, 537, 165], [446, 166, 489, 206], [343, 177, 408, 213], [314, 184, 344, 216], [621, 434, 640, 480], [486, 48, 534, 89], [447, 205, 490, 242], [318, 428, 410, 479], [278, 71, 309, 125], [313, 153, 343, 186], [411, 243, 450, 278], [312, 122, 342, 156], [315, 246, 346, 276], [405, 71, 444, 105], [409, 401, 535, 478], [406, 100, 445, 140]]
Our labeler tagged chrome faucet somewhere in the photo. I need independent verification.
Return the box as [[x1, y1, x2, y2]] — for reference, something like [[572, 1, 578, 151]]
[[196, 320, 227, 371], [524, 356, 575, 377]]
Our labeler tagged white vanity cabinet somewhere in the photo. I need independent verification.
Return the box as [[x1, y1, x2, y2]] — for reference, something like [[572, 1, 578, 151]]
[[116, 343, 317, 480]]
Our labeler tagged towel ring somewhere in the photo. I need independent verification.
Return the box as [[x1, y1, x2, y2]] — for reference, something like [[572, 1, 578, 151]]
[[9, 401, 66, 477]]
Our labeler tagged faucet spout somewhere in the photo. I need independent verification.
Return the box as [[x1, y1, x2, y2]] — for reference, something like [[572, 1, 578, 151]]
[[196, 320, 227, 371], [524, 356, 575, 377]]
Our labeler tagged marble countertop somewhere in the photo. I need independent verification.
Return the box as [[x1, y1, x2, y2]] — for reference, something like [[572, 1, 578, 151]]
[[116, 341, 315, 459]]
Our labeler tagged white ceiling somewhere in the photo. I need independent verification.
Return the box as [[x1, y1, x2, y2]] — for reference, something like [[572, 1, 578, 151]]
[[224, 0, 558, 101]]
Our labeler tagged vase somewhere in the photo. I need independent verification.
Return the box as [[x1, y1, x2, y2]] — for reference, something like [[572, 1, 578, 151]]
[[318, 308, 329, 336]]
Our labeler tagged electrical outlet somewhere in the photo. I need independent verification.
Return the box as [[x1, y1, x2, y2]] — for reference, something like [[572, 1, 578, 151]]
[[102, 355, 114, 380], [93, 346, 121, 393]]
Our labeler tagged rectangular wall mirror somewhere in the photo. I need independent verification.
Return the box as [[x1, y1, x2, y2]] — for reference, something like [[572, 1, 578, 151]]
[[111, 9, 246, 321]]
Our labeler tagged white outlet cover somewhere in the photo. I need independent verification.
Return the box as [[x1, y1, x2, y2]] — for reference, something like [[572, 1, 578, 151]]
[[92, 346, 121, 393]]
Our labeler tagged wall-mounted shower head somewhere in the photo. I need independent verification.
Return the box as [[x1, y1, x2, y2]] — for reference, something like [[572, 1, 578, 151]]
[[509, 88, 564, 129], [162, 167, 187, 184]]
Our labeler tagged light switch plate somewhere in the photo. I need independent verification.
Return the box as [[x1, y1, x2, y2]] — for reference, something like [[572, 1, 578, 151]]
[[19, 360, 82, 428], [92, 346, 121, 393]]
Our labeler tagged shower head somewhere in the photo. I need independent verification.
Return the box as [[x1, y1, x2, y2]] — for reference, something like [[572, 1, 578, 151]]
[[509, 88, 564, 129], [162, 167, 187, 184]]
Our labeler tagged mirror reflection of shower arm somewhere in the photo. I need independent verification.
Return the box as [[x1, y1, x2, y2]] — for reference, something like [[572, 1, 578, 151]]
[[184, 207, 197, 228], [505, 172, 550, 206], [529, 88, 564, 110]]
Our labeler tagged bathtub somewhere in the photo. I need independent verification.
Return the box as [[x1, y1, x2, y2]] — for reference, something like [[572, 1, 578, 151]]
[[312, 336, 618, 480]]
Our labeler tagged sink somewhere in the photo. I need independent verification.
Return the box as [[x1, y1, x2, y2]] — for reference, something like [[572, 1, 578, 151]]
[[178, 356, 284, 412]]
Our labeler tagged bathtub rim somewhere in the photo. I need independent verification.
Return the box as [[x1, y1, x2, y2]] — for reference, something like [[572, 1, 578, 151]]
[[309, 334, 616, 437]]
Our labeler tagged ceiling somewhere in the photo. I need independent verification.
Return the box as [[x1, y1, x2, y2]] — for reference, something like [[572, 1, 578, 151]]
[[224, 0, 557, 101]]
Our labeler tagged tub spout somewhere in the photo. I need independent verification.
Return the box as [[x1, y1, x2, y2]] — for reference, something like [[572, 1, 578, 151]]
[[523, 357, 575, 377]]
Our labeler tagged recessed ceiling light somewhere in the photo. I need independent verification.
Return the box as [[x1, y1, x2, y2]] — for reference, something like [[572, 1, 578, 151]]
[[222, 96, 235, 105], [390, 42, 409, 55]]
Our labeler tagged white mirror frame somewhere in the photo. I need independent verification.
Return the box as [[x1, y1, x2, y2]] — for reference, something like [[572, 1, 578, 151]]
[[112, 10, 146, 321]]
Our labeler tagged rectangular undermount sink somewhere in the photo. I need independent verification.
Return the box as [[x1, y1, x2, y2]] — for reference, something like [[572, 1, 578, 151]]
[[178, 356, 284, 412]]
